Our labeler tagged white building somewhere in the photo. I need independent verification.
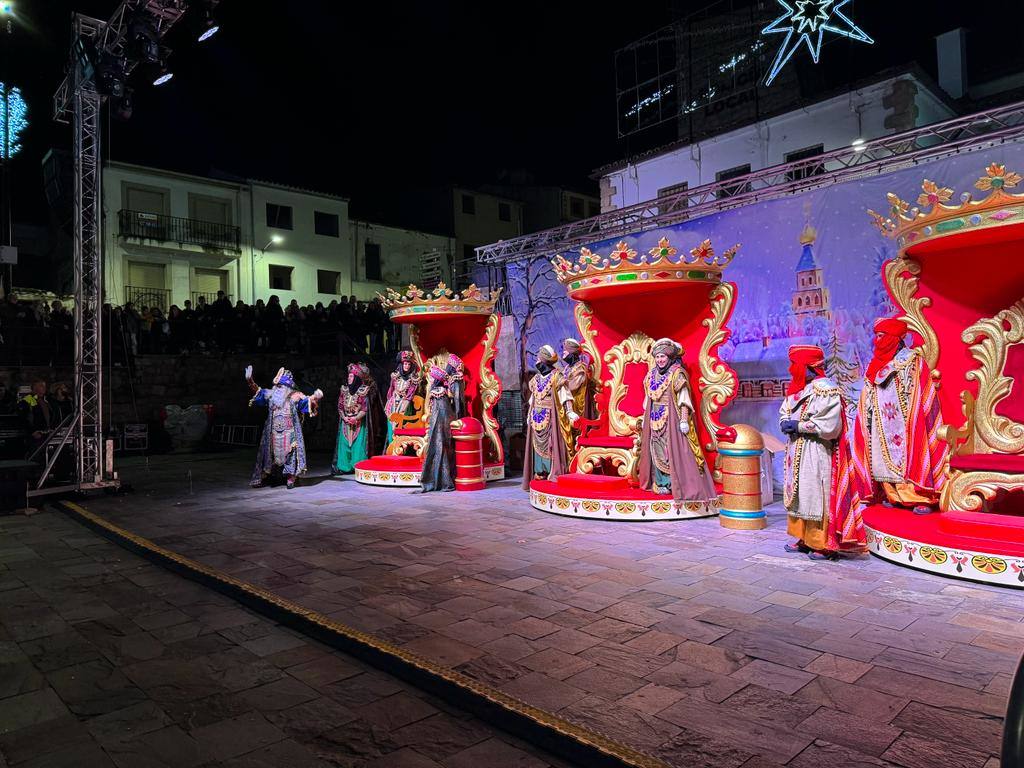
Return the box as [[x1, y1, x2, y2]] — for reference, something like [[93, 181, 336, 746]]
[[103, 162, 446, 310], [598, 72, 956, 210]]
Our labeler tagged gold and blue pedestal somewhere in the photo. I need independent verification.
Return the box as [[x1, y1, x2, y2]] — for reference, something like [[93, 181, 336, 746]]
[[717, 424, 766, 530]]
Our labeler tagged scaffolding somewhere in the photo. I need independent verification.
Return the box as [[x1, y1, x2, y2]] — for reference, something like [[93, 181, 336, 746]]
[[38, 3, 188, 494], [476, 100, 1024, 264]]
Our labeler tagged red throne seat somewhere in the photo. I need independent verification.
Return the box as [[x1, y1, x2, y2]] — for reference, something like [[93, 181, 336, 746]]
[[577, 435, 635, 448], [365, 455, 422, 470], [394, 427, 426, 437], [552, 473, 630, 492], [950, 454, 1024, 474]]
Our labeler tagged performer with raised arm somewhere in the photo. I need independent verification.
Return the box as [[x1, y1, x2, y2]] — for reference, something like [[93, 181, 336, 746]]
[[638, 339, 716, 501], [780, 345, 866, 560], [557, 338, 593, 464], [853, 317, 948, 514], [417, 365, 457, 492], [522, 345, 579, 486], [384, 350, 423, 445], [446, 353, 467, 419], [332, 362, 382, 475], [246, 365, 322, 489]]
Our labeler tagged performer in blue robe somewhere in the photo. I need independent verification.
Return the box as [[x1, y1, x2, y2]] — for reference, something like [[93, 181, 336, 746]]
[[247, 365, 323, 489], [416, 365, 456, 493]]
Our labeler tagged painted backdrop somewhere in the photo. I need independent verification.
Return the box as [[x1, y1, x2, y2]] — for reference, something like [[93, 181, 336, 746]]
[[505, 142, 1024, 479]]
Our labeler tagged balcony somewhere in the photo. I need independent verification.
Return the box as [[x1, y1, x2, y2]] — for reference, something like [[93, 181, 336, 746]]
[[118, 210, 241, 252], [125, 285, 171, 312]]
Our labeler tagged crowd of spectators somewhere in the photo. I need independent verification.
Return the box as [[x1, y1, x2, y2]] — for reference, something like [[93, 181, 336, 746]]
[[0, 292, 399, 365]]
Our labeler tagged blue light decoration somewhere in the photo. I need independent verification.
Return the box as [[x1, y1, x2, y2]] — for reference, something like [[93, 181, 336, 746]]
[[0, 82, 28, 159], [761, 0, 873, 86]]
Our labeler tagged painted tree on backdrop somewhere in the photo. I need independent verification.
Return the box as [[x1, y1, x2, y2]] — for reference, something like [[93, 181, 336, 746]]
[[509, 255, 564, 399], [825, 325, 862, 421]]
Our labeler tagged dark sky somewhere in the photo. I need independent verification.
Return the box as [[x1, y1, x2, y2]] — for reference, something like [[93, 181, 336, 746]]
[[6, 1, 1021, 226]]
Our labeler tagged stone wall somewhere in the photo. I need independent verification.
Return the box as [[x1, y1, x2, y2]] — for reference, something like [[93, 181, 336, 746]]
[[0, 353, 390, 453]]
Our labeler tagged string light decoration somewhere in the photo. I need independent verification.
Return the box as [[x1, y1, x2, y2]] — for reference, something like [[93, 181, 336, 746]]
[[0, 82, 28, 159], [761, 0, 873, 86]]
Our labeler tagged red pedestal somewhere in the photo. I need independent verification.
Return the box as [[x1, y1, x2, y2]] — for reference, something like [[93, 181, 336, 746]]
[[452, 417, 485, 492]]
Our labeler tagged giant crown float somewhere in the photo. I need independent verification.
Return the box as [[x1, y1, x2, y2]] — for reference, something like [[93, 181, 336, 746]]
[[378, 282, 501, 320], [551, 237, 740, 300], [869, 163, 1024, 252]]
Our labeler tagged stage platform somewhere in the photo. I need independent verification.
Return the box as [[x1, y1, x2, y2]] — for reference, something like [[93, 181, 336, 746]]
[[354, 455, 505, 487], [864, 504, 1024, 588], [529, 473, 719, 521]]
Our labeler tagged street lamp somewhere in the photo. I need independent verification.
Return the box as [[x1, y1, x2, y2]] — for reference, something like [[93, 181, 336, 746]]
[[251, 234, 283, 303]]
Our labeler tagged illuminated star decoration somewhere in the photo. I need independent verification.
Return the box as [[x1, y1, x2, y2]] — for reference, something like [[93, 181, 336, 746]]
[[760, 0, 873, 86], [0, 82, 28, 159]]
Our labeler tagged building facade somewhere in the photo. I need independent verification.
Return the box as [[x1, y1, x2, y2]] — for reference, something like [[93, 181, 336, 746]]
[[600, 73, 956, 211], [102, 162, 441, 309]]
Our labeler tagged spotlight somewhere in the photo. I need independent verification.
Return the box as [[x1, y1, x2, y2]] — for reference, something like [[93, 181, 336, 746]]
[[96, 53, 127, 98], [851, 137, 866, 147], [128, 11, 160, 64], [153, 67, 173, 86], [113, 87, 134, 121], [193, 1, 221, 42], [1, 3, 12, 16]]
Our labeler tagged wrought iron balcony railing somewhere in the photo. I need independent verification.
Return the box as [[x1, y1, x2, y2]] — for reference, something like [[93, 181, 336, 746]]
[[124, 285, 170, 312], [118, 210, 241, 252]]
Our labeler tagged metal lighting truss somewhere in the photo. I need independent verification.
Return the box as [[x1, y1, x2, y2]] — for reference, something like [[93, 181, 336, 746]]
[[41, 3, 186, 494], [476, 100, 1024, 264]]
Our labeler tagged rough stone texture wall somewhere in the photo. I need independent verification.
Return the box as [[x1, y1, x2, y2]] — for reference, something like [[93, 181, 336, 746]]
[[0, 353, 385, 453]]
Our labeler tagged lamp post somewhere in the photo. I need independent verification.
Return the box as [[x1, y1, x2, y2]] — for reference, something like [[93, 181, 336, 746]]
[[251, 233, 282, 304]]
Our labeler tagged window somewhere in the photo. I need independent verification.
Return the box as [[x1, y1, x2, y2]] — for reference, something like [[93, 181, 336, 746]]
[[785, 144, 825, 181], [266, 203, 293, 230], [588, 201, 601, 218], [189, 195, 230, 224], [317, 269, 340, 294], [569, 197, 584, 218], [268, 264, 292, 290], [125, 185, 168, 215], [461, 194, 476, 215], [314, 211, 339, 237], [498, 202, 511, 222], [715, 165, 751, 199], [365, 242, 381, 281], [657, 182, 689, 215]]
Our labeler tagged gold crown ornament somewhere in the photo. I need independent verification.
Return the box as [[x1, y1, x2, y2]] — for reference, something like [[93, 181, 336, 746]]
[[378, 282, 501, 320], [551, 237, 739, 300], [869, 164, 1024, 253]]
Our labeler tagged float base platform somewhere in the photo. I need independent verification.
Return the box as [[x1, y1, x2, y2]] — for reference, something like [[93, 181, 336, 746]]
[[863, 504, 1024, 588], [354, 456, 505, 487], [529, 473, 719, 521]]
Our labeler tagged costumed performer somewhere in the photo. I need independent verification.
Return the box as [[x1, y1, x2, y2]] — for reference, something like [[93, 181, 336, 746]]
[[384, 350, 423, 445], [446, 353, 467, 419], [780, 345, 866, 560], [853, 317, 948, 514], [522, 344, 579, 486], [417, 365, 456, 493], [246, 365, 323, 489], [637, 338, 716, 501], [558, 338, 593, 464], [333, 362, 384, 475]]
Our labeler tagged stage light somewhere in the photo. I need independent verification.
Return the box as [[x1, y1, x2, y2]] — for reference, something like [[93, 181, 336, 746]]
[[96, 54, 127, 98], [113, 88, 134, 121], [198, 22, 219, 42], [153, 68, 173, 86], [128, 11, 160, 64], [271, 234, 283, 244], [0, 81, 28, 159], [193, 1, 221, 42], [1, 3, 13, 16], [852, 138, 866, 152]]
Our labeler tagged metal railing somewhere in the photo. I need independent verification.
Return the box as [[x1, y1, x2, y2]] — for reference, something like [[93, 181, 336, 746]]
[[191, 291, 230, 307], [118, 210, 241, 252], [124, 285, 170, 312], [476, 99, 1024, 264]]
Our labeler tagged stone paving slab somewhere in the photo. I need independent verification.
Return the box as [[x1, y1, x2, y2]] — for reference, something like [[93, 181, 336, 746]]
[[60, 449, 1024, 767], [0, 508, 574, 768]]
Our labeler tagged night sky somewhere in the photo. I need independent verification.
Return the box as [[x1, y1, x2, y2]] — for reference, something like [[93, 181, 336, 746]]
[[6, 1, 1022, 226]]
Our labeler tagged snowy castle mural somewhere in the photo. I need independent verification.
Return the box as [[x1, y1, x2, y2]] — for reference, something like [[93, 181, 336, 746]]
[[504, 142, 1024, 467]]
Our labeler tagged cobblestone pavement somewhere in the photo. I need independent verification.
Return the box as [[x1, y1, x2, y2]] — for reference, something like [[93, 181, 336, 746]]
[[54, 449, 1022, 767], [0, 507, 576, 768]]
